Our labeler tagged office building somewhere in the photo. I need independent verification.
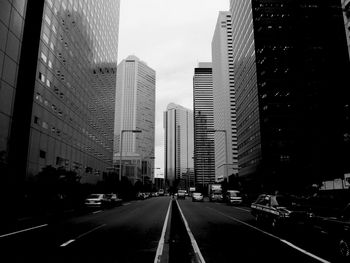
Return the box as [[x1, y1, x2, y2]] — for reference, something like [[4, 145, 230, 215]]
[[212, 11, 238, 183], [0, 0, 27, 179], [164, 103, 194, 189], [1, 0, 120, 192], [114, 55, 156, 184], [193, 62, 215, 188], [230, 0, 350, 191], [342, 0, 350, 59]]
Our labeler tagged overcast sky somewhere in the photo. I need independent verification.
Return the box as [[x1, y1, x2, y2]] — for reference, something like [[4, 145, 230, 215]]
[[117, 0, 229, 177]]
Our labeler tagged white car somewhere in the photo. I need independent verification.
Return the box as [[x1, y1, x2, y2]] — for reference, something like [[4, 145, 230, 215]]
[[192, 192, 204, 202], [226, 190, 243, 205], [84, 194, 106, 207]]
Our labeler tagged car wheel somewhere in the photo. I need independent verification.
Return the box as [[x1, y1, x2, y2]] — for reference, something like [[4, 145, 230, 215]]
[[338, 239, 350, 258]]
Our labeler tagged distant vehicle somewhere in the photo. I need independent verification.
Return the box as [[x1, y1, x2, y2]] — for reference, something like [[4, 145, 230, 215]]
[[103, 193, 120, 207], [309, 202, 350, 259], [158, 189, 165, 196], [137, 192, 148, 200], [225, 190, 243, 205], [192, 192, 204, 202], [177, 189, 186, 199], [208, 184, 223, 202], [84, 194, 106, 208], [251, 194, 313, 230]]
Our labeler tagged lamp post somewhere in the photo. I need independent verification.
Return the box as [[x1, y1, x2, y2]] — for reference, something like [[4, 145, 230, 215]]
[[119, 129, 142, 181]]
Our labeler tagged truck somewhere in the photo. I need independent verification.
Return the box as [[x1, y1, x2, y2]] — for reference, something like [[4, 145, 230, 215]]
[[208, 184, 223, 202]]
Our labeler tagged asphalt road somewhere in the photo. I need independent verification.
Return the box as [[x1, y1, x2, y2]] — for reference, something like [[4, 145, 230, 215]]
[[177, 198, 338, 263], [0, 196, 344, 263], [0, 197, 171, 263]]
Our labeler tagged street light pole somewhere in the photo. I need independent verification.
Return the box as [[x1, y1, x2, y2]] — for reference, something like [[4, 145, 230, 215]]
[[119, 129, 142, 182]]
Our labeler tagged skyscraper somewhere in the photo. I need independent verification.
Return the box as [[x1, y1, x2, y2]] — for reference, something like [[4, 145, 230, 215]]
[[212, 11, 238, 183], [342, 0, 350, 59], [229, 0, 350, 191], [164, 103, 194, 189], [3, 0, 120, 187], [114, 55, 156, 184], [193, 62, 215, 189]]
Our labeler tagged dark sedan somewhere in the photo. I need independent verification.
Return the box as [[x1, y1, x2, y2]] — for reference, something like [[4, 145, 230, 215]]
[[251, 194, 313, 230]]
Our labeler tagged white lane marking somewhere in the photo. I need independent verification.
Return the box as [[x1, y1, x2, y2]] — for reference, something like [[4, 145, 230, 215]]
[[154, 199, 172, 263], [176, 200, 206, 263], [60, 239, 75, 247], [0, 224, 48, 238], [123, 203, 131, 206], [60, 224, 106, 247], [92, 210, 102, 214], [207, 207, 330, 263]]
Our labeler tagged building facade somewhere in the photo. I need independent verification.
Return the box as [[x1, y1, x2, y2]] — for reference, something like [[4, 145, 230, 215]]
[[2, 0, 120, 189], [342, 0, 350, 59], [114, 55, 156, 184], [230, 0, 350, 192], [0, 0, 28, 178], [164, 103, 194, 189], [193, 62, 215, 189], [212, 11, 238, 183]]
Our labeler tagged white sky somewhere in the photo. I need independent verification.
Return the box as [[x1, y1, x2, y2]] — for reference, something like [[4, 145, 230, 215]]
[[117, 0, 229, 177]]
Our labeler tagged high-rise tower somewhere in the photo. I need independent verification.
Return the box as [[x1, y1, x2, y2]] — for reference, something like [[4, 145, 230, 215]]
[[229, 0, 350, 191], [3, 0, 120, 186], [114, 55, 156, 184], [193, 62, 215, 189], [164, 103, 194, 189], [212, 11, 238, 183]]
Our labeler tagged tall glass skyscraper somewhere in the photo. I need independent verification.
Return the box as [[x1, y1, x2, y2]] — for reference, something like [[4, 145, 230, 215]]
[[3, 0, 120, 189], [230, 0, 350, 191], [164, 103, 194, 189], [193, 62, 215, 188], [114, 55, 156, 184], [212, 11, 238, 182]]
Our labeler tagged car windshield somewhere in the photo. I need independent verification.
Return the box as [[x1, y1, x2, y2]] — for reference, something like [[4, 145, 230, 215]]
[[193, 193, 202, 196], [228, 191, 240, 197], [274, 196, 293, 207]]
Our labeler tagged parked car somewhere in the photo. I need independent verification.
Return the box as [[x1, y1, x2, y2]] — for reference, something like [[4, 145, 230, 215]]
[[309, 202, 350, 259], [192, 192, 204, 202], [251, 194, 313, 230], [177, 190, 186, 199], [84, 194, 106, 208], [225, 190, 243, 205], [158, 189, 165, 196]]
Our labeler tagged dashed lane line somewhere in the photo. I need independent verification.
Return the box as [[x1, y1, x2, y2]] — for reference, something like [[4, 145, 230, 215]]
[[60, 224, 106, 247], [0, 224, 48, 238], [207, 207, 330, 263]]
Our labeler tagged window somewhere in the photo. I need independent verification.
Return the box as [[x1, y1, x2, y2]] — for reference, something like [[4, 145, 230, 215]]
[[45, 15, 51, 25], [40, 52, 47, 63], [39, 72, 45, 82], [43, 33, 49, 44], [34, 116, 39, 124], [39, 150, 46, 159], [42, 121, 48, 129]]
